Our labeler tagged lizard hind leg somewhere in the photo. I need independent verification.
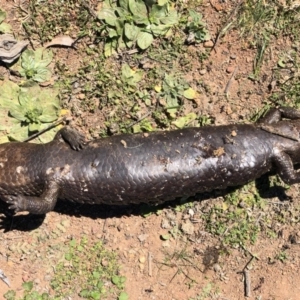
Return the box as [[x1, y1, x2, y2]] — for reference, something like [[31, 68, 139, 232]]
[[257, 107, 300, 125], [3, 181, 60, 215]]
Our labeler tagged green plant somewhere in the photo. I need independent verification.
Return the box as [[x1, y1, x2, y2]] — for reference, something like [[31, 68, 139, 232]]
[[4, 281, 51, 300], [276, 250, 288, 262], [14, 48, 53, 82], [185, 9, 210, 43], [51, 237, 127, 299], [0, 9, 12, 33], [0, 80, 60, 142], [204, 184, 264, 248], [155, 73, 192, 118], [97, 0, 179, 56]]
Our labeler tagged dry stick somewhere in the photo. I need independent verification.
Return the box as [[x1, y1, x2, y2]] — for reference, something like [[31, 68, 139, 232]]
[[244, 269, 251, 298], [21, 116, 67, 142], [148, 252, 153, 277], [241, 248, 258, 298], [224, 66, 238, 96], [211, 0, 244, 53], [125, 111, 153, 129]]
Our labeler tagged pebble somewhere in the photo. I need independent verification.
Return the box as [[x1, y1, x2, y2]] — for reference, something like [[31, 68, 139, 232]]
[[199, 69, 207, 75], [137, 234, 148, 242], [78, 93, 85, 100], [226, 66, 235, 74], [203, 40, 214, 48], [139, 256, 146, 263], [213, 263, 222, 273], [181, 220, 195, 235]]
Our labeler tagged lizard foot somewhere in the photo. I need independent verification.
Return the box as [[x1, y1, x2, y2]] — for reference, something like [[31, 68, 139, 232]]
[[4, 195, 25, 213]]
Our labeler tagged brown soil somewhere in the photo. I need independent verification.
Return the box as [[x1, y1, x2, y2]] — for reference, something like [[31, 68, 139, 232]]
[[0, 1, 300, 299]]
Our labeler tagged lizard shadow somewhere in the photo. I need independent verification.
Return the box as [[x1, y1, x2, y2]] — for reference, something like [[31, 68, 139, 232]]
[[0, 172, 291, 232]]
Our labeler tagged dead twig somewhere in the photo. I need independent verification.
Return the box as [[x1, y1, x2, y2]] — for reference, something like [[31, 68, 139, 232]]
[[224, 66, 238, 95], [148, 252, 153, 277], [22, 116, 67, 142], [125, 111, 153, 129], [211, 0, 244, 53], [244, 269, 251, 297]]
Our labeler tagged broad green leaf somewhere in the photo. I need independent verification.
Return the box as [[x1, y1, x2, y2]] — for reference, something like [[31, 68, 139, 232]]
[[104, 40, 116, 57], [166, 107, 177, 119], [0, 135, 9, 143], [160, 10, 178, 25], [124, 23, 140, 40], [121, 63, 143, 86], [137, 31, 153, 49], [149, 23, 170, 35], [97, 8, 117, 26], [115, 7, 127, 19], [0, 10, 6, 23], [18, 92, 32, 107], [157, 0, 168, 5], [119, 0, 129, 10], [34, 48, 53, 68], [38, 107, 58, 123], [37, 124, 59, 143], [0, 22, 12, 33], [150, 4, 167, 21], [172, 113, 197, 128], [8, 123, 28, 141], [107, 27, 118, 38], [115, 19, 125, 35], [119, 292, 129, 300], [9, 106, 26, 121], [128, 0, 147, 18], [21, 50, 35, 70], [29, 122, 41, 132], [183, 87, 197, 99], [32, 67, 52, 82], [0, 80, 19, 108]]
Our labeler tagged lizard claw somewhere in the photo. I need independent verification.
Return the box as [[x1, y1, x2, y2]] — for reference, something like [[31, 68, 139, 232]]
[[4, 195, 23, 212]]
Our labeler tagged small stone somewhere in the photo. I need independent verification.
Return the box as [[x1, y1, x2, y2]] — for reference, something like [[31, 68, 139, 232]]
[[116, 224, 123, 232], [230, 54, 236, 60], [199, 69, 207, 75], [213, 263, 222, 273], [78, 93, 85, 100], [161, 219, 171, 229], [139, 256, 146, 263], [161, 240, 170, 248], [226, 66, 235, 74], [101, 258, 109, 267], [137, 234, 148, 242], [181, 220, 194, 235], [188, 209, 195, 217], [203, 40, 214, 48]]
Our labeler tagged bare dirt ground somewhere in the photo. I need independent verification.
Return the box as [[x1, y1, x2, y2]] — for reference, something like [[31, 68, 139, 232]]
[[0, 0, 300, 299]]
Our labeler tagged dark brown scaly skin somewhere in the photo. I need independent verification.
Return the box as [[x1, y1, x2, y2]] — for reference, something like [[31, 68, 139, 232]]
[[2, 107, 300, 215]]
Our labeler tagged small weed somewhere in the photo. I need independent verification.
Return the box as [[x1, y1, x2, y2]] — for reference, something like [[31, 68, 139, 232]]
[[0, 9, 12, 33], [4, 237, 126, 300], [204, 183, 264, 248], [184, 9, 210, 44], [0, 80, 60, 142], [13, 48, 53, 83], [275, 250, 288, 262], [158, 244, 202, 285], [51, 237, 126, 299], [189, 282, 220, 300], [97, 0, 179, 55]]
